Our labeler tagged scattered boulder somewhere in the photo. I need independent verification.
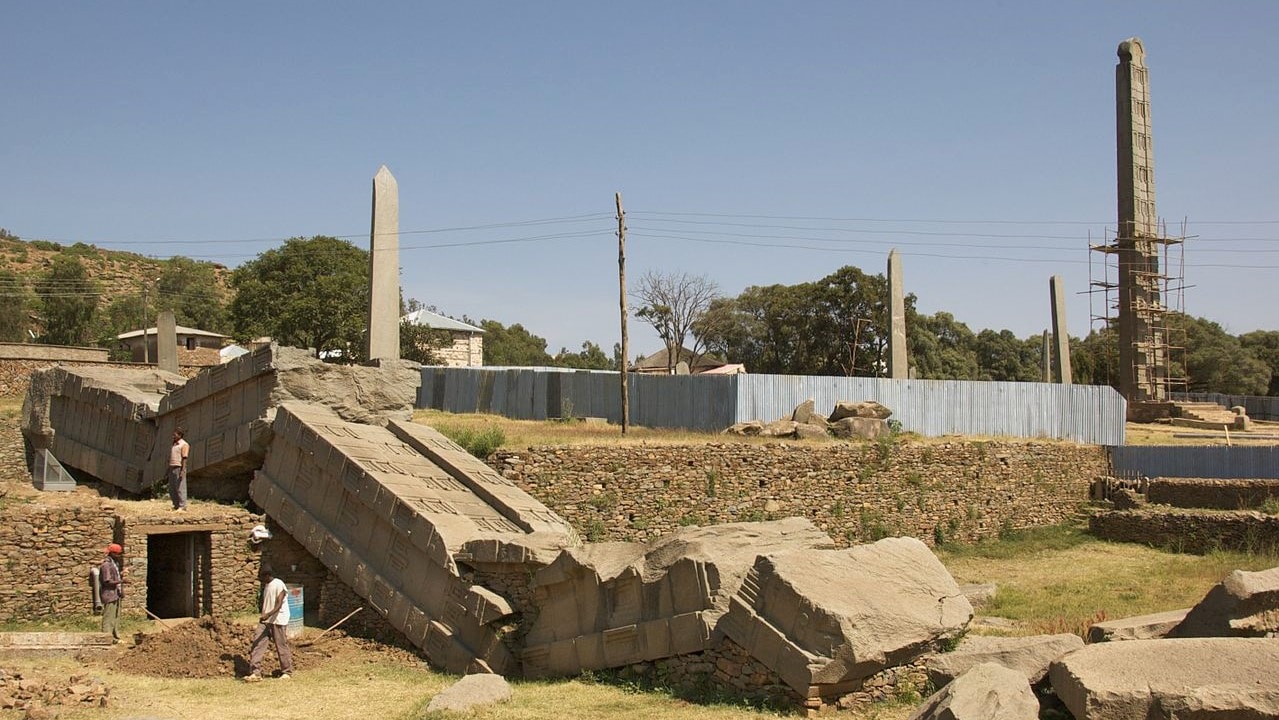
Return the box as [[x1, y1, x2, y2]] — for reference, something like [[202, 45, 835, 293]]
[[425, 673, 513, 713], [723, 420, 765, 436], [791, 399, 827, 426], [1173, 566, 1279, 637], [1087, 608, 1189, 643], [795, 423, 831, 441], [925, 633, 1083, 687], [829, 400, 893, 422], [761, 419, 799, 438], [830, 416, 889, 440], [909, 663, 1038, 720], [721, 536, 973, 697]]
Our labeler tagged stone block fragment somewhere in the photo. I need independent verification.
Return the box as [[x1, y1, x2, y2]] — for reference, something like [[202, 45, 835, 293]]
[[1048, 638, 1279, 720], [1174, 566, 1279, 637], [909, 663, 1038, 720], [1087, 608, 1188, 643], [829, 400, 893, 421], [721, 537, 972, 699], [426, 673, 513, 713], [830, 416, 889, 440], [924, 633, 1083, 686]]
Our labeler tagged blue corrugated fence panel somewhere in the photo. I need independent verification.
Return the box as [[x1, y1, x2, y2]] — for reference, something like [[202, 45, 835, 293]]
[[1110, 446, 1279, 479]]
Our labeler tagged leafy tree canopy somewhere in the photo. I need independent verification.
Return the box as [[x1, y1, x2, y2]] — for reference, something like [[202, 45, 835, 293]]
[[1240, 330, 1279, 395], [0, 269, 33, 342], [36, 255, 99, 346], [229, 236, 368, 358], [552, 341, 614, 370], [156, 256, 230, 333], [480, 319, 552, 366]]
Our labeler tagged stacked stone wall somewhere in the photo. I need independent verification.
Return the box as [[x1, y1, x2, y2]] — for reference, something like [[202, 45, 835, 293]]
[[1089, 508, 1279, 554], [1147, 478, 1279, 510], [0, 503, 115, 620], [0, 501, 262, 622], [496, 440, 1108, 546]]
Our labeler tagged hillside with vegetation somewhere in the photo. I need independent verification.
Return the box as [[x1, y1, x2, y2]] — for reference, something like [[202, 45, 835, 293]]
[[0, 230, 231, 348]]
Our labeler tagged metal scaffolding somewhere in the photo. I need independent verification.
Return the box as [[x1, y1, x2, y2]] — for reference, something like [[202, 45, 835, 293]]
[[1088, 219, 1189, 399]]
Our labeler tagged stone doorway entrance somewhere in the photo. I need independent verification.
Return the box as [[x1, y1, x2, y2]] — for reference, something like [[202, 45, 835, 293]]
[[146, 531, 212, 619]]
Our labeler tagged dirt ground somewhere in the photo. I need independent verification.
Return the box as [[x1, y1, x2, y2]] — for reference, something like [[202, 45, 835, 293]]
[[107, 617, 422, 680]]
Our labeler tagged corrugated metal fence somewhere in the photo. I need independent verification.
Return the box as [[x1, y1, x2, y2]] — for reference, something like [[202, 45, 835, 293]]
[[1173, 392, 1279, 421], [1110, 446, 1279, 479], [419, 367, 1126, 444]]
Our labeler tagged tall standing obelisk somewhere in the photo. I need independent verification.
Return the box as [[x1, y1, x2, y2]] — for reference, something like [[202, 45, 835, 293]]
[[1115, 38, 1164, 401], [367, 165, 401, 361]]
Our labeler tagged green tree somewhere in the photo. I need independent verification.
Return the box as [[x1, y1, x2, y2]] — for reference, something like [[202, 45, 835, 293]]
[[480, 320, 552, 366], [156, 256, 229, 333], [95, 294, 146, 344], [229, 236, 368, 358], [1169, 314, 1269, 395], [909, 312, 980, 380], [400, 319, 449, 364], [0, 269, 33, 342], [973, 329, 1041, 382], [698, 265, 899, 376], [1240, 330, 1279, 395], [36, 255, 99, 345], [1072, 327, 1119, 389], [553, 341, 614, 370]]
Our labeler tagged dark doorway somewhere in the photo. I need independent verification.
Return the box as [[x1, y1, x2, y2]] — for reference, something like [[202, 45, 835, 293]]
[[146, 532, 212, 619]]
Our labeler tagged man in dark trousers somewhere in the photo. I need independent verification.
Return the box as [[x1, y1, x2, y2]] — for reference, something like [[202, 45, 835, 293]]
[[244, 566, 293, 681], [98, 543, 124, 643], [168, 429, 190, 511]]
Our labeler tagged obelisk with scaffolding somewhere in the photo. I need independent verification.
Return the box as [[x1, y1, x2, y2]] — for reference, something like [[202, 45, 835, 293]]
[[1089, 37, 1187, 418]]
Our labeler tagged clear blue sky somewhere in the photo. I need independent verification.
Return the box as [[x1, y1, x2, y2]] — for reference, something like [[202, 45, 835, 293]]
[[5, 3, 1277, 356]]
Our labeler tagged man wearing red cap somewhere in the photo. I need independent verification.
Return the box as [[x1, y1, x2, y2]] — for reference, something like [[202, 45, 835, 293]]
[[99, 544, 124, 643]]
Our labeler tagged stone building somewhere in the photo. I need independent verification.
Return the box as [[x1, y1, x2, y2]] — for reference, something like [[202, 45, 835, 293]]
[[116, 325, 229, 364], [402, 309, 484, 367]]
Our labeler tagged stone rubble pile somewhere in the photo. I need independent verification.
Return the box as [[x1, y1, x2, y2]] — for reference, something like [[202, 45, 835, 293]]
[[0, 668, 109, 713], [723, 399, 893, 440]]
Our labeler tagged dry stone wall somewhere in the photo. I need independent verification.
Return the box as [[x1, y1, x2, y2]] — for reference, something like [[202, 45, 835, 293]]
[[496, 440, 1108, 547], [1089, 508, 1279, 554], [1146, 478, 1279, 510], [0, 499, 262, 623]]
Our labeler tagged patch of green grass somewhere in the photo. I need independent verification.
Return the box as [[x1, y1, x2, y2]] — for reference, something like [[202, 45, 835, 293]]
[[937, 523, 1091, 560], [433, 424, 506, 459], [939, 522, 1279, 638]]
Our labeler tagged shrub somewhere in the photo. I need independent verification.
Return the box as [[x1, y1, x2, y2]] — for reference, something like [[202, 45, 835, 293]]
[[437, 425, 505, 459]]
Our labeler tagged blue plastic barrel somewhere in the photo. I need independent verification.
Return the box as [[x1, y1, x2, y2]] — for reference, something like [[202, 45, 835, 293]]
[[285, 584, 304, 639]]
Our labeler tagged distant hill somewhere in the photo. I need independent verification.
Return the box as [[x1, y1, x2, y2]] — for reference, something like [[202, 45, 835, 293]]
[[0, 232, 232, 342], [0, 234, 230, 301]]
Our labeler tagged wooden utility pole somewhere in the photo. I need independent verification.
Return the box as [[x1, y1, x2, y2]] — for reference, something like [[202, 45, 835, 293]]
[[616, 192, 630, 434]]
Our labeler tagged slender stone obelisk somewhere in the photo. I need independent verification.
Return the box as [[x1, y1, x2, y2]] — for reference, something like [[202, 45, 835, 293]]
[[366, 165, 401, 361], [1049, 275, 1072, 385], [1116, 38, 1163, 401], [1041, 331, 1051, 382], [157, 310, 179, 374], [887, 249, 907, 378]]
